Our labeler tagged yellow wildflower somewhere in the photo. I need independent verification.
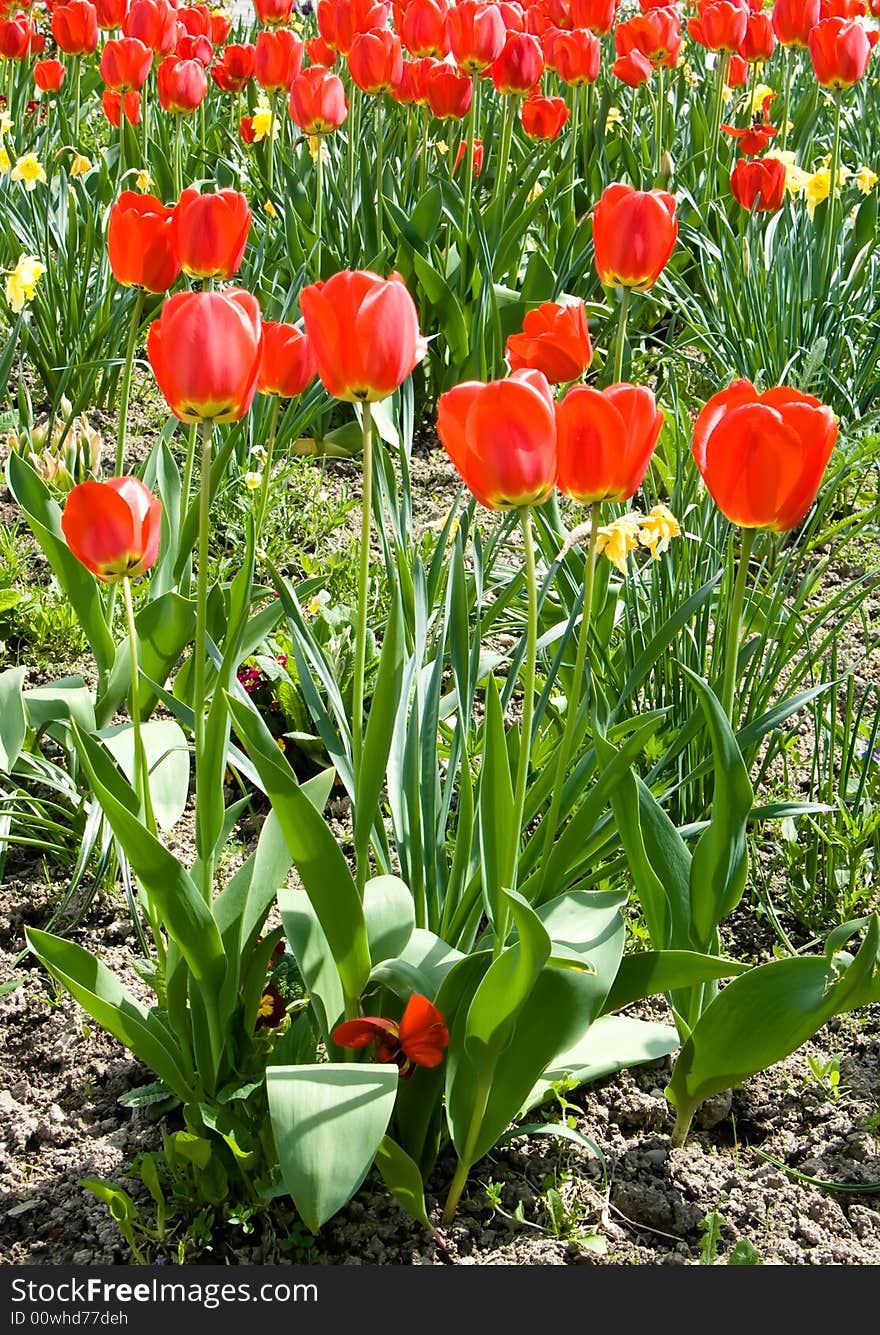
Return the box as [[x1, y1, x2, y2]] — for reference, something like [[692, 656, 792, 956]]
[[638, 504, 681, 560], [136, 169, 152, 191], [595, 516, 640, 576], [804, 167, 847, 220], [251, 105, 274, 141], [0, 145, 10, 174], [435, 139, 449, 155], [5, 255, 46, 314], [264, 199, 278, 219], [527, 182, 544, 204], [763, 148, 809, 196], [605, 106, 623, 132], [10, 153, 47, 190], [70, 153, 92, 177], [681, 63, 700, 87], [243, 470, 263, 490], [751, 83, 775, 117], [855, 166, 878, 194], [0, 112, 11, 135], [306, 589, 331, 616]]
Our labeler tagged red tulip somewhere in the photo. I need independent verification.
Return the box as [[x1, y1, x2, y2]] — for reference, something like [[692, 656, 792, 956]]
[[348, 28, 404, 93], [240, 114, 257, 143], [100, 35, 153, 89], [729, 156, 786, 210], [123, 0, 178, 54], [692, 380, 838, 531], [448, 0, 506, 71], [491, 31, 543, 92], [553, 29, 601, 84], [820, 0, 866, 16], [289, 64, 348, 130], [771, 0, 820, 45], [95, 0, 130, 30], [258, 321, 317, 398], [172, 187, 251, 281], [425, 60, 472, 116], [0, 16, 34, 60], [438, 369, 557, 510], [569, 0, 618, 35], [393, 55, 437, 104], [332, 994, 449, 1076], [306, 35, 338, 65], [177, 4, 212, 39], [255, 27, 304, 91], [209, 12, 232, 44], [615, 8, 682, 67], [34, 58, 66, 90], [299, 269, 426, 402], [62, 477, 162, 583], [721, 93, 777, 153], [52, 1, 99, 54], [177, 31, 213, 64], [254, 0, 296, 25], [109, 190, 181, 291], [317, 0, 390, 56], [688, 0, 749, 51], [727, 51, 749, 83], [102, 87, 142, 123], [505, 299, 592, 383], [453, 134, 484, 176], [210, 43, 255, 92], [157, 54, 207, 111], [592, 183, 678, 290], [740, 10, 776, 58], [556, 383, 663, 504], [612, 48, 654, 84], [808, 16, 871, 85], [521, 91, 568, 138], [147, 289, 263, 424], [498, 1, 526, 31], [401, 0, 450, 57]]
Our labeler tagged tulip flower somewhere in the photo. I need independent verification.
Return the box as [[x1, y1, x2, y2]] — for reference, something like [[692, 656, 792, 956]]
[[771, 0, 820, 45], [102, 87, 142, 124], [505, 299, 592, 384], [333, 994, 449, 1076], [448, 0, 506, 71], [0, 15, 34, 60], [730, 156, 787, 211], [299, 269, 426, 402], [613, 49, 653, 84], [692, 380, 838, 532], [254, 0, 295, 24], [490, 31, 544, 93], [157, 54, 208, 112], [453, 135, 484, 177], [401, 0, 450, 58], [255, 27, 304, 93], [108, 190, 180, 291], [177, 32, 213, 66], [570, 0, 618, 34], [348, 28, 404, 93], [688, 0, 749, 51], [553, 29, 601, 84], [808, 16, 872, 85], [393, 56, 437, 104], [721, 93, 778, 153], [615, 9, 682, 67], [740, 11, 776, 60], [521, 91, 569, 139], [592, 183, 678, 290], [34, 58, 66, 91], [147, 289, 263, 423], [171, 187, 252, 281], [210, 43, 256, 93], [258, 321, 317, 398], [95, 0, 130, 30], [425, 61, 472, 117], [556, 383, 663, 504], [61, 477, 162, 583], [51, 1, 99, 55], [177, 4, 213, 39], [437, 369, 557, 510], [289, 65, 349, 131], [306, 35, 338, 66], [123, 0, 177, 55], [317, 0, 390, 56], [100, 36, 153, 90]]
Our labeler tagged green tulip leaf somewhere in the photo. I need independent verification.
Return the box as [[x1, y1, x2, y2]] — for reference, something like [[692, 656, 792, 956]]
[[0, 667, 27, 772], [375, 1136, 432, 1230]]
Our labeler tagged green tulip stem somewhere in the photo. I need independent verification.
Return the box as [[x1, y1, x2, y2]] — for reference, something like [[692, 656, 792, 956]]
[[781, 47, 793, 152], [459, 74, 480, 298], [822, 91, 843, 287], [710, 51, 730, 192], [122, 576, 155, 837], [612, 285, 631, 385], [193, 418, 213, 902], [655, 64, 665, 179], [314, 136, 324, 279], [493, 95, 517, 225], [115, 287, 145, 476], [267, 92, 278, 198], [418, 107, 429, 197], [508, 507, 538, 897], [671, 1102, 697, 1149], [172, 117, 182, 199], [720, 525, 755, 726], [118, 101, 126, 182], [256, 395, 281, 541], [537, 503, 600, 899], [73, 58, 81, 139], [352, 402, 373, 816], [442, 1078, 492, 1226], [375, 92, 385, 255]]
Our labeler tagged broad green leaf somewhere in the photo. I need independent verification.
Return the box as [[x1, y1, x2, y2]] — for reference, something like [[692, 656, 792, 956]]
[[525, 1016, 680, 1112], [464, 888, 551, 1065], [267, 1064, 399, 1233], [228, 694, 371, 1003], [354, 595, 404, 877], [535, 888, 625, 974], [375, 1136, 432, 1230], [602, 950, 748, 1015], [101, 719, 190, 833], [370, 928, 464, 1002], [0, 667, 27, 771], [103, 593, 196, 722], [278, 888, 345, 1045], [364, 875, 416, 967], [683, 668, 754, 949], [24, 676, 95, 734], [594, 733, 669, 948], [26, 928, 193, 1101]]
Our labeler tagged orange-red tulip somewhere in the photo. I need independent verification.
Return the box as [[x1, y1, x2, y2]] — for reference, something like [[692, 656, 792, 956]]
[[348, 28, 404, 92], [258, 321, 317, 397], [393, 55, 438, 104], [123, 0, 177, 54], [108, 191, 181, 292], [171, 186, 252, 280], [688, 0, 749, 50], [437, 369, 557, 510], [771, 0, 820, 45], [157, 54, 208, 111], [490, 31, 544, 92], [808, 16, 872, 85], [401, 0, 450, 57], [692, 380, 838, 531], [570, 0, 618, 35], [612, 48, 653, 83], [453, 135, 484, 176], [448, 0, 506, 71], [34, 57, 66, 90], [306, 35, 338, 66], [300, 269, 426, 401], [100, 35, 153, 89], [730, 155, 786, 210], [333, 994, 449, 1077], [255, 27, 304, 91], [62, 477, 162, 583], [592, 183, 678, 290], [317, 0, 390, 55], [425, 60, 472, 117], [553, 29, 601, 84], [0, 16, 34, 60], [52, 1, 99, 54], [211, 42, 256, 92], [289, 64, 348, 131], [505, 299, 592, 383], [254, 0, 295, 25], [615, 8, 682, 66], [95, 0, 130, 30], [740, 10, 776, 58], [102, 87, 142, 123], [521, 91, 569, 138], [147, 289, 263, 423], [556, 383, 663, 504]]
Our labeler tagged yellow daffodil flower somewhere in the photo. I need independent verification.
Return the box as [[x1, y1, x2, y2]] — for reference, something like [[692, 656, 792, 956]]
[[136, 169, 152, 191], [251, 106, 273, 141], [11, 153, 47, 190], [5, 254, 46, 313], [70, 153, 91, 177], [0, 145, 10, 174], [595, 516, 640, 576], [605, 106, 623, 132], [855, 166, 878, 194], [638, 504, 681, 560], [264, 199, 278, 219]]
